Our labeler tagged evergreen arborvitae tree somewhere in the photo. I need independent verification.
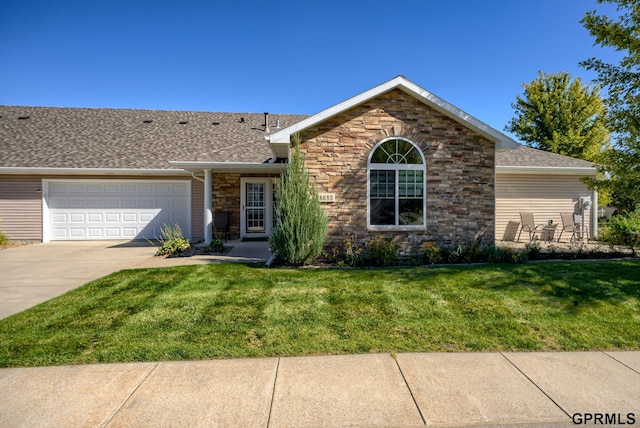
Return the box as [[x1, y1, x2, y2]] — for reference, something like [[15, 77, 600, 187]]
[[270, 135, 328, 266]]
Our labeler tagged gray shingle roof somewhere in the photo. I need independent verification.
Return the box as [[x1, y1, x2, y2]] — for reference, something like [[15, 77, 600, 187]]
[[0, 106, 594, 172], [496, 145, 595, 169], [0, 106, 308, 169]]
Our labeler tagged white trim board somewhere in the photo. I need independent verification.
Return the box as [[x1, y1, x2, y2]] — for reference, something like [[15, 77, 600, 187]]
[[268, 76, 520, 159]]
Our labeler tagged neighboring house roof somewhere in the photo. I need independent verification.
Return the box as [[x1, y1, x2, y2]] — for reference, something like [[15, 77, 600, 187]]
[[496, 146, 596, 175], [268, 75, 520, 158], [0, 106, 307, 170]]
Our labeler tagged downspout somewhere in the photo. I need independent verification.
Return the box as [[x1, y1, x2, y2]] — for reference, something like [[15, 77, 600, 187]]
[[191, 172, 204, 183], [204, 170, 213, 244], [591, 187, 599, 240], [493, 144, 497, 245]]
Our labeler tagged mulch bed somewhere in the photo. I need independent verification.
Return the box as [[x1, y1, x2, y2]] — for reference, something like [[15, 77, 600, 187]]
[[0, 241, 36, 250]]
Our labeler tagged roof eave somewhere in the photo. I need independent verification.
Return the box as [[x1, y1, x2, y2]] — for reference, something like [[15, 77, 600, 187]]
[[497, 166, 597, 175], [169, 161, 285, 174], [265, 135, 289, 159], [270, 141, 290, 159], [0, 167, 191, 176]]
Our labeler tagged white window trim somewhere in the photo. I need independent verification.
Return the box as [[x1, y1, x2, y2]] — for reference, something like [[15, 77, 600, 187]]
[[367, 137, 427, 231]]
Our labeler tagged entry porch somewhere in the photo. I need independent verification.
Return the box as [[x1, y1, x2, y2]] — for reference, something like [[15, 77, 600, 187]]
[[170, 162, 284, 244]]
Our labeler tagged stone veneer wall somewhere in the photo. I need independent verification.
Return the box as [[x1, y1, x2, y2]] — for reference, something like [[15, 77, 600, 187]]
[[298, 89, 496, 256]]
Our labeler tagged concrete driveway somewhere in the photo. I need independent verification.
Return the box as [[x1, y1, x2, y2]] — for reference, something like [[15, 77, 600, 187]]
[[0, 241, 158, 320]]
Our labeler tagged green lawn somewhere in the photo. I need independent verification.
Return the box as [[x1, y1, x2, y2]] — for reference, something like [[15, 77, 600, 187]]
[[1, 260, 639, 368]]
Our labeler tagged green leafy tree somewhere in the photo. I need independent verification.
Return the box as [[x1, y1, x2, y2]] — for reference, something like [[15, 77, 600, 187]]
[[505, 71, 609, 162], [270, 134, 328, 265], [580, 0, 640, 212]]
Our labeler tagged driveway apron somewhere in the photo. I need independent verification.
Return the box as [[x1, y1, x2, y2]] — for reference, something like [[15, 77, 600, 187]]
[[0, 241, 157, 319]]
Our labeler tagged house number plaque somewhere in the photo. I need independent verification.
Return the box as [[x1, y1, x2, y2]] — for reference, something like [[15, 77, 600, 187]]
[[318, 193, 336, 203]]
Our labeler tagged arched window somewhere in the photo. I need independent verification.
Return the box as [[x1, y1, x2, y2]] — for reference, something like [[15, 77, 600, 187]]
[[368, 138, 426, 228]]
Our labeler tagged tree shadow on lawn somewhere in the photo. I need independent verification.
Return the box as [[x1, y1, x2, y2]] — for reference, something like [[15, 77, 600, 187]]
[[358, 260, 640, 313], [165, 261, 640, 313]]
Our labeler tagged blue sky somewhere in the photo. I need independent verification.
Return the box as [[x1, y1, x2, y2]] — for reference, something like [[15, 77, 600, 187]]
[[0, 0, 623, 139]]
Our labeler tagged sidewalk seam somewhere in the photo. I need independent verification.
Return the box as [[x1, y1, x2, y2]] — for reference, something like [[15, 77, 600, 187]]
[[100, 362, 159, 428], [266, 357, 281, 428], [602, 351, 640, 376], [0, 368, 22, 386], [500, 353, 571, 420], [392, 353, 427, 426]]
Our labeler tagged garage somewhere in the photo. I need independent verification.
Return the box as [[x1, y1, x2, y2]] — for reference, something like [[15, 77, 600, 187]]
[[43, 179, 191, 241]]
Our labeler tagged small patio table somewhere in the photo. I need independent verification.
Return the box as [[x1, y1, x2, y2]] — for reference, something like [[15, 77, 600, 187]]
[[541, 223, 557, 242]]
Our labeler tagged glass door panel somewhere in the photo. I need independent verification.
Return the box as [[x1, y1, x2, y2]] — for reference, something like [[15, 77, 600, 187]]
[[245, 183, 265, 233]]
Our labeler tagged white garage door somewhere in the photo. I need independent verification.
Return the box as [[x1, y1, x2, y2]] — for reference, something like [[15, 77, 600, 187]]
[[44, 180, 191, 241]]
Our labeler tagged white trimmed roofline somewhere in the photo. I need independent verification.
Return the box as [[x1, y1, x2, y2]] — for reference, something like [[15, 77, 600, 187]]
[[169, 161, 285, 174], [497, 166, 597, 175], [0, 167, 192, 176], [0, 163, 286, 175], [268, 75, 520, 158]]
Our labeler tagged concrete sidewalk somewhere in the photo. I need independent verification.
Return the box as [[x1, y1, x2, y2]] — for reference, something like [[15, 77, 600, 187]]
[[133, 239, 272, 268], [1, 351, 638, 427]]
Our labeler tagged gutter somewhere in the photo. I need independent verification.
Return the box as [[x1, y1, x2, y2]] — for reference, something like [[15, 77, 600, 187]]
[[0, 167, 191, 176], [169, 161, 286, 174], [496, 166, 597, 176]]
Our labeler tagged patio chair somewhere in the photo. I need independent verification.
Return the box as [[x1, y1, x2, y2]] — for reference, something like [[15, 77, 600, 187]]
[[213, 210, 230, 241], [558, 212, 579, 242], [502, 220, 520, 241], [517, 212, 545, 242]]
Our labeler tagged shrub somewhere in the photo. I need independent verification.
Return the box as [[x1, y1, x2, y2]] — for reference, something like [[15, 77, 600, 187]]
[[501, 246, 529, 264], [270, 134, 328, 266], [430, 241, 530, 265], [364, 235, 398, 267], [155, 224, 190, 257], [422, 242, 442, 264], [601, 210, 640, 255], [327, 234, 638, 268], [202, 239, 225, 253], [327, 235, 364, 267], [329, 235, 400, 267], [0, 219, 6, 246], [441, 240, 483, 264], [523, 241, 541, 260], [479, 245, 504, 263]]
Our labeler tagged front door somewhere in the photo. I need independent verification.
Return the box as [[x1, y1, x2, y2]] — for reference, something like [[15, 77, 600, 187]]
[[240, 178, 273, 239]]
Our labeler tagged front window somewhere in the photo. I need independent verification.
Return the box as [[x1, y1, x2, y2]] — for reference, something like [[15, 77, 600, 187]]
[[368, 138, 426, 228]]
